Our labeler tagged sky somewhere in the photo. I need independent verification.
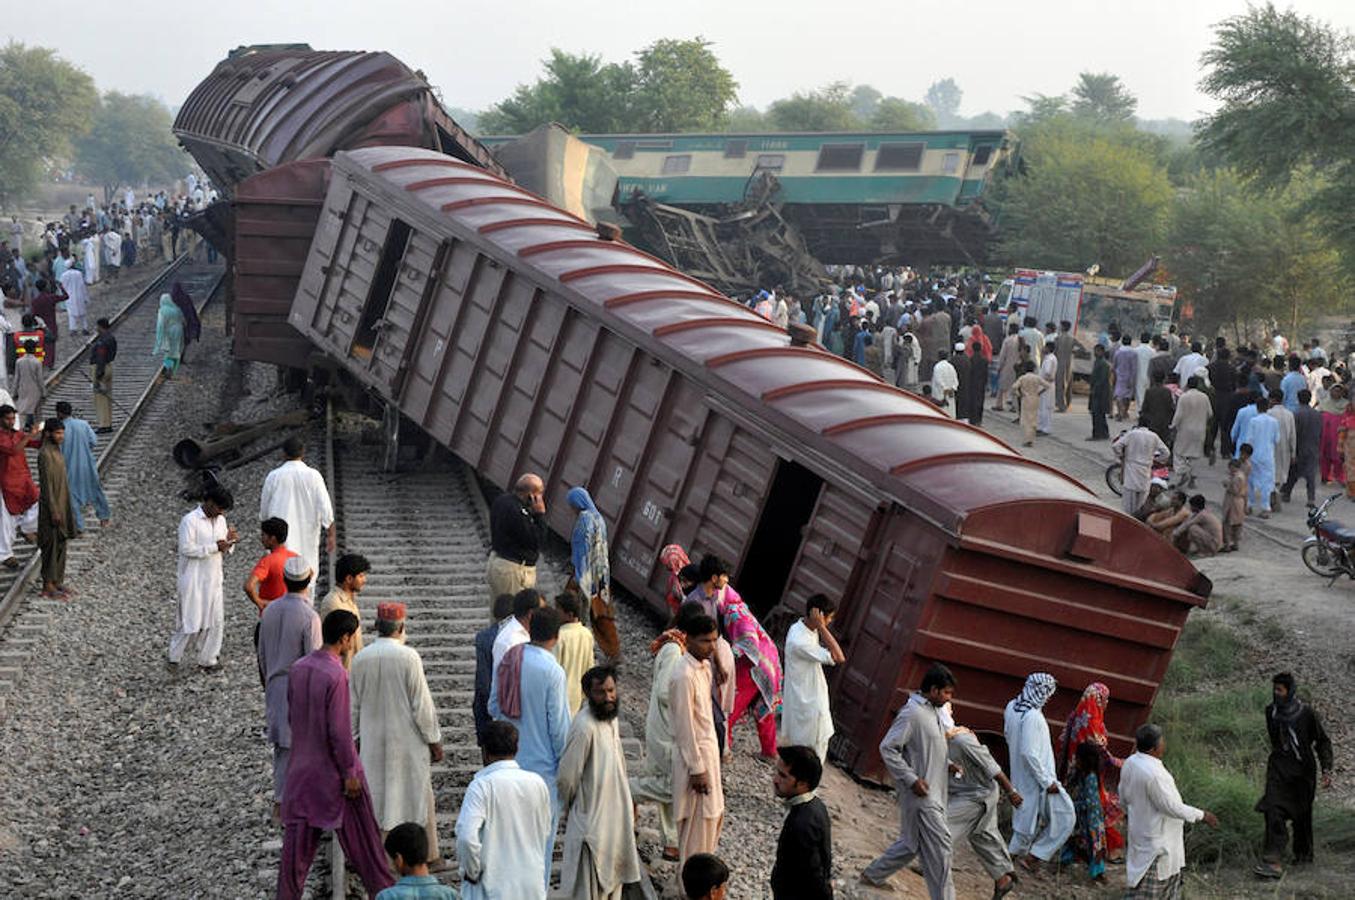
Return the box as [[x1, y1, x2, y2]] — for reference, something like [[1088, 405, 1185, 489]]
[[8, 0, 1355, 122]]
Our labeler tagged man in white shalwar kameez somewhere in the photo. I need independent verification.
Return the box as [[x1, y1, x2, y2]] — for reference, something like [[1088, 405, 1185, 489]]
[[779, 595, 845, 762], [629, 626, 684, 858], [350, 601, 444, 862], [1003, 672, 1075, 872], [168, 488, 236, 669], [59, 263, 90, 336], [81, 234, 99, 284], [456, 721, 552, 900], [1038, 344, 1058, 435], [259, 437, 335, 580], [1120, 724, 1217, 899], [557, 667, 642, 900]]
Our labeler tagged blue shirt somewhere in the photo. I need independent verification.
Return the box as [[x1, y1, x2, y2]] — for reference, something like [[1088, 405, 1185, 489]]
[[376, 875, 458, 900], [490, 645, 570, 786], [1281, 371, 1308, 411]]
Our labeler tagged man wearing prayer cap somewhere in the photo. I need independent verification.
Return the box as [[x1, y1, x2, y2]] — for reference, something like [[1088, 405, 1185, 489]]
[[256, 551, 322, 812], [350, 599, 446, 867]]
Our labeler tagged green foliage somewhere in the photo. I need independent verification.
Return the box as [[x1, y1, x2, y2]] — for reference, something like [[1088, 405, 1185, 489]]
[[1163, 170, 1351, 337], [1197, 3, 1355, 278], [993, 121, 1172, 275], [1070, 72, 1138, 122], [869, 97, 937, 132], [630, 38, 739, 132], [725, 106, 767, 132], [0, 42, 97, 203], [766, 82, 859, 132], [74, 92, 185, 198], [477, 38, 737, 135], [924, 77, 963, 126], [848, 84, 883, 121]]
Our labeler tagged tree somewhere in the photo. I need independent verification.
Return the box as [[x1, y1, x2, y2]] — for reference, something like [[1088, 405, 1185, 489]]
[[477, 38, 737, 135], [1014, 93, 1069, 127], [994, 125, 1172, 275], [849, 84, 883, 121], [1164, 170, 1350, 338], [1196, 4, 1355, 272], [725, 106, 768, 132], [766, 83, 858, 132], [868, 97, 937, 131], [75, 92, 185, 202], [924, 78, 963, 126], [477, 49, 636, 134], [0, 42, 97, 203], [1071, 72, 1138, 123], [631, 38, 739, 132]]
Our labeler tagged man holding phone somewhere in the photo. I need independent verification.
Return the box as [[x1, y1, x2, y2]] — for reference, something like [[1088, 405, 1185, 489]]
[[169, 485, 238, 673], [486, 472, 547, 608]]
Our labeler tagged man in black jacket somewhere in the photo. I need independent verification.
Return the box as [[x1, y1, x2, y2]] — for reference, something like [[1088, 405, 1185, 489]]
[[485, 473, 546, 608], [771, 744, 832, 899], [1255, 672, 1334, 879]]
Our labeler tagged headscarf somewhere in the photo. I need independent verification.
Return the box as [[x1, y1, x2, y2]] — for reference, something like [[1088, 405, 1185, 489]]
[[1269, 672, 1306, 760], [658, 544, 690, 615], [567, 487, 609, 600], [965, 324, 993, 361], [1057, 682, 1110, 776], [171, 281, 201, 343], [154, 293, 186, 358], [649, 628, 686, 657], [1012, 672, 1057, 714], [717, 584, 782, 719]]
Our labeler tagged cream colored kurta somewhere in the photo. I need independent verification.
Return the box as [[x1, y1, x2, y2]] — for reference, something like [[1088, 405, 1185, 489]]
[[669, 653, 723, 824], [557, 704, 642, 898], [259, 458, 334, 578], [1170, 388, 1211, 459], [349, 636, 441, 831], [779, 620, 836, 761], [320, 586, 363, 666], [176, 506, 230, 633], [553, 621, 596, 714]]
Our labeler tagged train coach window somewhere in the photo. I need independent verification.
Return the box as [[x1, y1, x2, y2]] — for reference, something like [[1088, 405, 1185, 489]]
[[816, 143, 865, 172], [352, 218, 412, 357], [874, 142, 925, 171], [971, 144, 993, 166], [942, 152, 962, 175], [724, 139, 748, 158], [612, 141, 636, 160], [662, 154, 692, 175], [754, 154, 785, 173]]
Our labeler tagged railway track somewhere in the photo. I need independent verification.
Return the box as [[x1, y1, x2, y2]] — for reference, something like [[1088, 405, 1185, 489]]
[[322, 423, 647, 896], [0, 257, 224, 634]]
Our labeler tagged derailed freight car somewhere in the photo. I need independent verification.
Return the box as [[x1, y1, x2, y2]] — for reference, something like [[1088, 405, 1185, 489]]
[[174, 47, 507, 366], [288, 147, 1212, 781]]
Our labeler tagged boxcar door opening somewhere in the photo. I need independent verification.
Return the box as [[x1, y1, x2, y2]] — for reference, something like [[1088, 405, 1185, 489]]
[[736, 458, 824, 617], [352, 218, 412, 359]]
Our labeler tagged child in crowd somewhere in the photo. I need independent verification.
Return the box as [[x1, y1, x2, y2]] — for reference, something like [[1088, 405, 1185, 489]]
[[553, 591, 595, 715], [1223, 456, 1248, 552], [682, 853, 730, 900], [376, 823, 457, 899]]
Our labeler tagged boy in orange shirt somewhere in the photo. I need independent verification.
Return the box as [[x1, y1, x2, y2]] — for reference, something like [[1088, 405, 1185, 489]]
[[245, 517, 297, 617]]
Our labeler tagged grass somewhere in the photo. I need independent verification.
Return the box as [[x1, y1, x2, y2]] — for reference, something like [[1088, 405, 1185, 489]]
[[1153, 609, 1355, 870]]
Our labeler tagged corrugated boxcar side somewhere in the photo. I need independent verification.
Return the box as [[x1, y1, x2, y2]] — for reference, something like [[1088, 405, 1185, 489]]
[[290, 185, 782, 600]]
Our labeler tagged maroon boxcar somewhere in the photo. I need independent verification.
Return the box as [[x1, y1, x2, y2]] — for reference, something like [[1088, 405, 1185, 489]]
[[174, 46, 507, 365], [287, 147, 1211, 780]]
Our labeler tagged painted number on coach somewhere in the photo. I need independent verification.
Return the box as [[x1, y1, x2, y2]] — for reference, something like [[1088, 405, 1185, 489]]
[[641, 500, 664, 527]]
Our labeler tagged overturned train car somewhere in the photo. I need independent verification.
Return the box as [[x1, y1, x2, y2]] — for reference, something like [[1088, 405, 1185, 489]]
[[173, 47, 506, 366], [285, 147, 1211, 781]]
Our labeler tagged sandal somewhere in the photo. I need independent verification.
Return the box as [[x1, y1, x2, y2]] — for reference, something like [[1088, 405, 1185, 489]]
[[1253, 863, 1283, 879], [1, 557, 18, 570]]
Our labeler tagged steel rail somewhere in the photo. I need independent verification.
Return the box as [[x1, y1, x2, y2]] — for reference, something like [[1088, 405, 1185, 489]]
[[0, 259, 224, 629]]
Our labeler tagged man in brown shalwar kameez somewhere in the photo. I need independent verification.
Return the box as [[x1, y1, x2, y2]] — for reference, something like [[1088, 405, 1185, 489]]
[[37, 418, 72, 599], [670, 613, 724, 868]]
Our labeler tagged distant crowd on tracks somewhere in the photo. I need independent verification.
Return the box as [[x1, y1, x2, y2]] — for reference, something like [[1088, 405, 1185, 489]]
[[150, 418, 1335, 899], [739, 266, 1355, 562]]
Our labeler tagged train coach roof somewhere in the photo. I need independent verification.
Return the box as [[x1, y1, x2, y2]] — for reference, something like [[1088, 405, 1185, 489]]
[[174, 50, 500, 187], [334, 147, 1206, 599]]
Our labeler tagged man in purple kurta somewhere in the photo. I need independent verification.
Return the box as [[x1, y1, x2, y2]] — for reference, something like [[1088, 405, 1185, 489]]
[[277, 609, 395, 899], [1112, 335, 1139, 421]]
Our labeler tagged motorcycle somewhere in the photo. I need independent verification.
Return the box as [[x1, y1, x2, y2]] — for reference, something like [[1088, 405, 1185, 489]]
[[1301, 493, 1355, 581]]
